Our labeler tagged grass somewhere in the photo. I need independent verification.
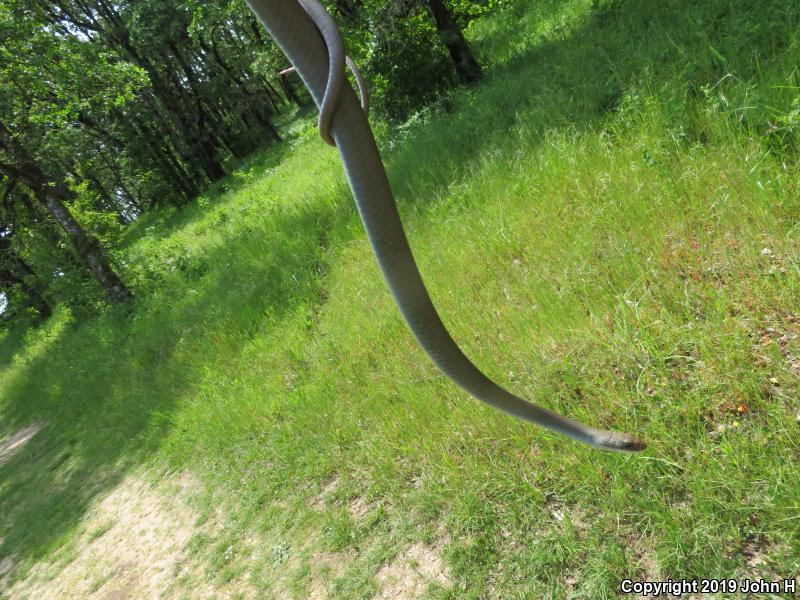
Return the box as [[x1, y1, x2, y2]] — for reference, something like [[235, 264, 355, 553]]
[[2, 0, 800, 597]]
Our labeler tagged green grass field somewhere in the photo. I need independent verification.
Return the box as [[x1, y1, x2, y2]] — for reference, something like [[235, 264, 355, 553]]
[[1, 0, 799, 597]]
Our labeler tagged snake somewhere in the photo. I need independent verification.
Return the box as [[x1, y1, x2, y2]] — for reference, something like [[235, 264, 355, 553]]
[[244, 0, 646, 452]]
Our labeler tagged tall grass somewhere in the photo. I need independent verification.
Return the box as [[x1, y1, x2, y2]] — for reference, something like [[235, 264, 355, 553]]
[[2, 0, 799, 597]]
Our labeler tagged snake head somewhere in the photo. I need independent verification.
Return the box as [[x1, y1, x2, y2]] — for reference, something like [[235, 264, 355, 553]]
[[594, 431, 647, 452]]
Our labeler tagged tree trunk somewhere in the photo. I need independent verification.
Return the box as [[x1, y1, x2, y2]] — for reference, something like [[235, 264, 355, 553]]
[[419, 0, 481, 84], [279, 74, 306, 107], [0, 121, 132, 304], [129, 107, 201, 200], [92, 10, 227, 183], [40, 187, 132, 303]]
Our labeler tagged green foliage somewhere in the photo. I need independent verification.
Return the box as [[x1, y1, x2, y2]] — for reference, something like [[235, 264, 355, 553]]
[[0, 2, 146, 169], [331, 0, 494, 120], [0, 0, 308, 312], [362, 7, 456, 121]]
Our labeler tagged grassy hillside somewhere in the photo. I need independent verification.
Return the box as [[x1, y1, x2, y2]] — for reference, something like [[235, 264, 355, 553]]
[[2, 0, 799, 597]]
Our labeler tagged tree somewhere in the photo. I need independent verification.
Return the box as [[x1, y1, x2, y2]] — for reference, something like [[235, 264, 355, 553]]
[[419, 0, 481, 84], [0, 195, 52, 319], [40, 0, 288, 188], [0, 122, 132, 304], [0, 244, 52, 319], [324, 0, 486, 119], [0, 3, 136, 303]]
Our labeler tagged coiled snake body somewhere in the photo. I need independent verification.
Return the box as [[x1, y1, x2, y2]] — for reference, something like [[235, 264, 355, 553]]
[[245, 0, 645, 452]]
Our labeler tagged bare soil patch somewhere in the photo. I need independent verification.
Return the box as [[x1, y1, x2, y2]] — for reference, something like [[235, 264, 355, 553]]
[[3, 473, 203, 600], [307, 549, 354, 600], [373, 538, 451, 600], [311, 477, 341, 511]]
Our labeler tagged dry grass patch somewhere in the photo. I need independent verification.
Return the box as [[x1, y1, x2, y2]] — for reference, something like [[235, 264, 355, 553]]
[[348, 496, 374, 522], [2, 472, 215, 600], [311, 477, 341, 511], [307, 549, 355, 600], [373, 538, 451, 600]]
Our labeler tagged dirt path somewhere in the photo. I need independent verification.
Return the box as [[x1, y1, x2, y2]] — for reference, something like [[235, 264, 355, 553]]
[[0, 459, 451, 599], [2, 472, 209, 600]]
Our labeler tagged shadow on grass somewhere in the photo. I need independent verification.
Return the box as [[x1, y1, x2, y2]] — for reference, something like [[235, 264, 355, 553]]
[[1, 0, 797, 582], [0, 320, 36, 374], [0, 195, 346, 576], [385, 0, 797, 211]]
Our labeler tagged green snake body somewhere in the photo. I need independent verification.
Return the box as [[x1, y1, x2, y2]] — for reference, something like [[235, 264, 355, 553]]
[[245, 0, 645, 452]]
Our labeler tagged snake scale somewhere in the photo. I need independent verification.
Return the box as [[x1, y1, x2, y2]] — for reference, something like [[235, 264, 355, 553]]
[[244, 0, 645, 452]]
